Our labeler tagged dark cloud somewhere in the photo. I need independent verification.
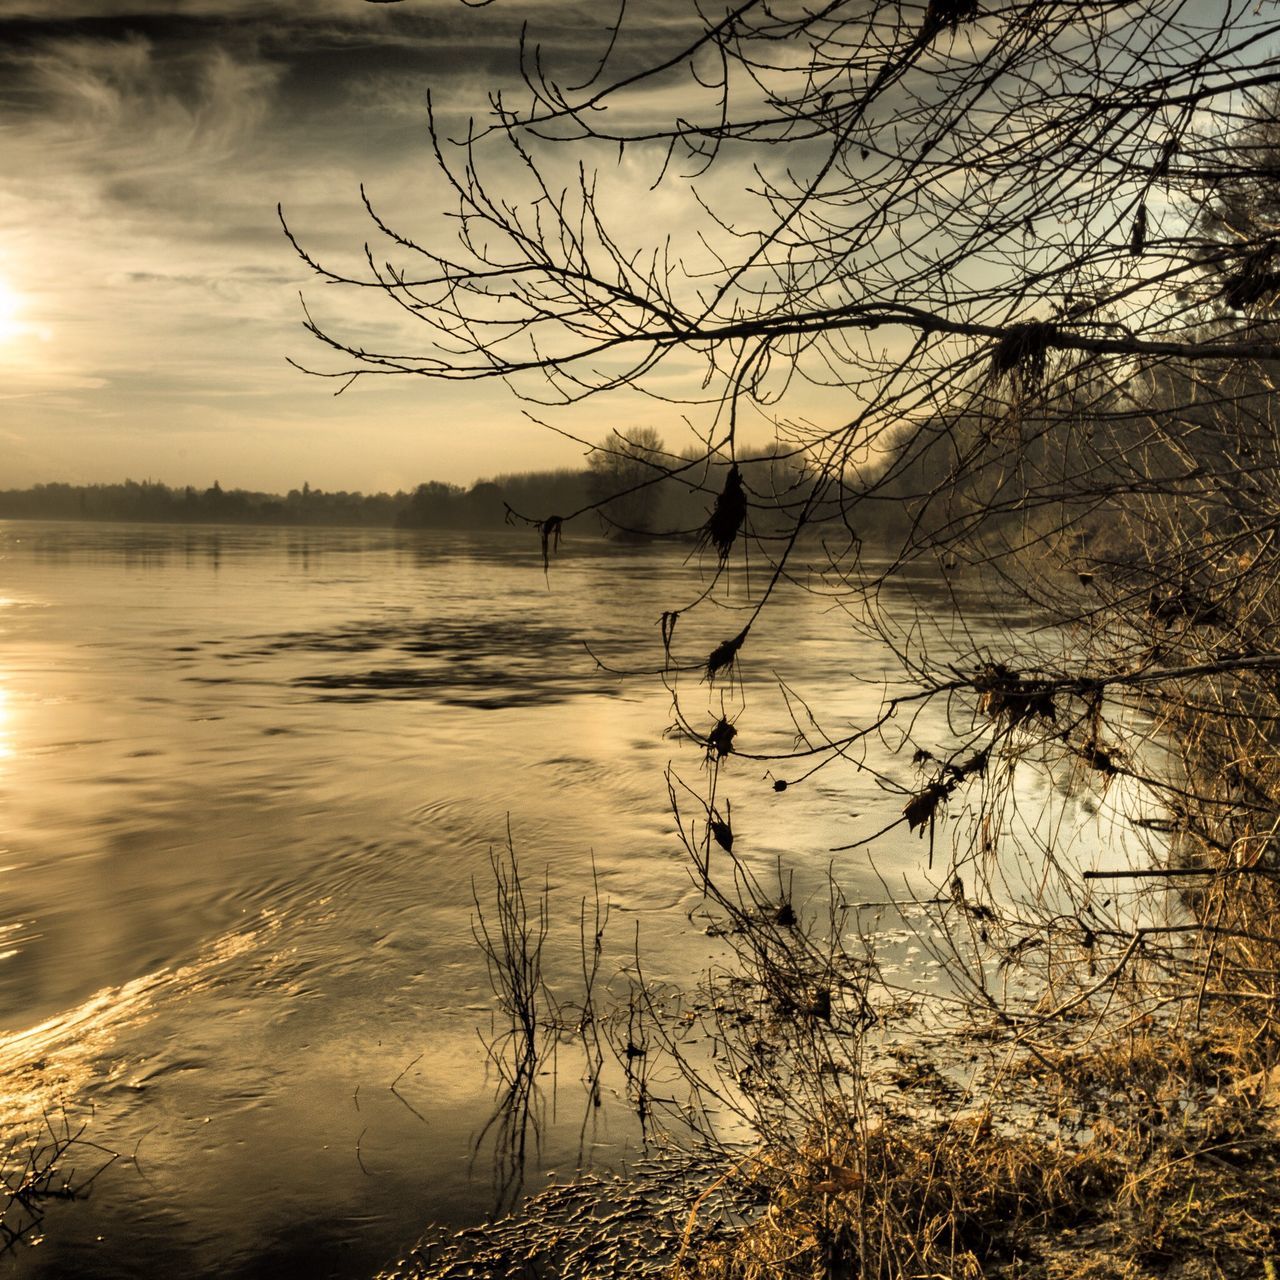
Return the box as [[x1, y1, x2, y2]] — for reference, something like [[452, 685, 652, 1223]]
[[6, 2, 711, 111]]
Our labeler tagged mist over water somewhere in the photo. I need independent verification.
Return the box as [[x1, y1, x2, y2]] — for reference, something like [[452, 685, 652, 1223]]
[[0, 522, 1119, 1279]]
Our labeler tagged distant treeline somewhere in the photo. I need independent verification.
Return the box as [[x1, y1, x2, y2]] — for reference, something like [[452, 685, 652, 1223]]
[[0, 457, 816, 536], [0, 433, 971, 543], [0, 475, 586, 530]]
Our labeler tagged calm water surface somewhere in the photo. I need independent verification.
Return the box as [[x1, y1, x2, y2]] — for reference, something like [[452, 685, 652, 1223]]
[[0, 522, 1112, 1279]]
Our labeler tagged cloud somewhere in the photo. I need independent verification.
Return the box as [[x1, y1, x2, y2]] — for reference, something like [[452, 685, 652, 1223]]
[[19, 32, 282, 186], [0, 1, 740, 490], [0, 1, 396, 21]]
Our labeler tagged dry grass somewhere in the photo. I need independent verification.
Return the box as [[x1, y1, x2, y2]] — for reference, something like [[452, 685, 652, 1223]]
[[672, 1037, 1280, 1280], [674, 1118, 1117, 1280]]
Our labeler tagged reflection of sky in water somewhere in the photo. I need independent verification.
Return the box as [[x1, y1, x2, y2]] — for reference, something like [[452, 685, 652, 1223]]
[[0, 685, 11, 763], [0, 594, 17, 765], [0, 521, 1160, 1279]]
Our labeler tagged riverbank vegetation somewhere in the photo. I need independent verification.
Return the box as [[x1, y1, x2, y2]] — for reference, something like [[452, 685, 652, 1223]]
[[286, 1, 1280, 1275]]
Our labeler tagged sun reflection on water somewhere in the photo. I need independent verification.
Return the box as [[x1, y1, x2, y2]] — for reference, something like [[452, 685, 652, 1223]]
[[0, 685, 11, 763]]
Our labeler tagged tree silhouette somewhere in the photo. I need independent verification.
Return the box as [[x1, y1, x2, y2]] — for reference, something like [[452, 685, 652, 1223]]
[[286, 0, 1280, 1147], [586, 427, 667, 536]]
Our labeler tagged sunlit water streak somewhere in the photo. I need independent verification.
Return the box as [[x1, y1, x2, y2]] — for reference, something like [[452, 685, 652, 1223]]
[[0, 522, 1153, 1279]]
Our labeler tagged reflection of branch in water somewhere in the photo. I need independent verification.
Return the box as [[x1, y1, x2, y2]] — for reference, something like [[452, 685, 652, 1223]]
[[575, 853, 610, 1164], [472, 1029, 545, 1213], [617, 928, 655, 1144], [128, 1124, 157, 1187], [390, 1053, 428, 1125], [472, 832, 552, 1080], [1, 1107, 118, 1255], [470, 831, 555, 1211], [470, 836, 619, 1211]]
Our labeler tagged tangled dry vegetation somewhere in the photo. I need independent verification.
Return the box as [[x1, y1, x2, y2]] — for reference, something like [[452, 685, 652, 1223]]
[[296, 0, 1280, 1272], [425, 870, 1280, 1280], [671, 1037, 1280, 1280], [438, 512, 1280, 1277], [652, 626, 1280, 1278]]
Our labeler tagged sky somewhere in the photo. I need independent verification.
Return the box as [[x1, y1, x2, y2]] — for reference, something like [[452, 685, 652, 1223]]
[[0, 0, 705, 493]]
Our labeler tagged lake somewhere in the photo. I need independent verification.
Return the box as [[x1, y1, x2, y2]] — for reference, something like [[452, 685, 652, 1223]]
[[0, 521, 1119, 1279]]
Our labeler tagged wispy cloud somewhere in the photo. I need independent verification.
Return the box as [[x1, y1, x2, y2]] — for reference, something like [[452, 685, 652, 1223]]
[[0, 1, 719, 489]]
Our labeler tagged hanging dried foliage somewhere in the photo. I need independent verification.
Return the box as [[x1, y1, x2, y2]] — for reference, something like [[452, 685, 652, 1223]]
[[988, 321, 1058, 390], [973, 663, 1057, 726], [903, 781, 950, 835], [706, 717, 737, 760], [1222, 242, 1280, 311], [700, 465, 747, 564], [1223, 269, 1280, 310], [709, 817, 734, 853], [805, 987, 832, 1022], [1148, 588, 1224, 627], [950, 748, 990, 782], [706, 625, 750, 681], [1083, 740, 1120, 775], [922, 0, 980, 39], [901, 748, 988, 840], [1130, 202, 1147, 256], [660, 609, 680, 658], [539, 516, 563, 572]]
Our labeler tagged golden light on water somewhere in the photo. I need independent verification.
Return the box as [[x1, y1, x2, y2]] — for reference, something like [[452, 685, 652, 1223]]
[[0, 685, 12, 763]]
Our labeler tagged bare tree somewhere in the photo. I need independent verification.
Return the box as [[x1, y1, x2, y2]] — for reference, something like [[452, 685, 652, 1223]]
[[287, 5, 1280, 1267], [586, 426, 667, 536]]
